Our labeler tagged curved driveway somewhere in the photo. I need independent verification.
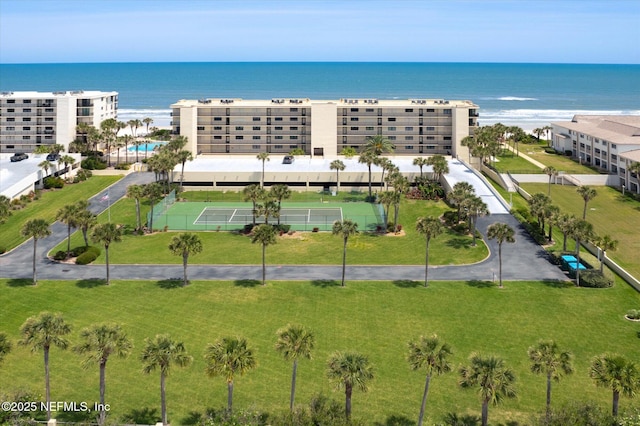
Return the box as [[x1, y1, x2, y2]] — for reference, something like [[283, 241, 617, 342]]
[[0, 172, 568, 283]]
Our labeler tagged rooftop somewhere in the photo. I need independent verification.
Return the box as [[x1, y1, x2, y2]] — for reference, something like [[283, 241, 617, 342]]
[[0, 90, 118, 99], [172, 98, 478, 108], [552, 115, 640, 145]]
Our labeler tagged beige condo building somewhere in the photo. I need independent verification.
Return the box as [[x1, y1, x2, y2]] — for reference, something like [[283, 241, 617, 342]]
[[0, 90, 118, 153], [171, 97, 479, 158]]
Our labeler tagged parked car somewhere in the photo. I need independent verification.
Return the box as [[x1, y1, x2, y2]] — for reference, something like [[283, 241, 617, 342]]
[[46, 153, 60, 161], [10, 153, 28, 162], [283, 155, 295, 164]]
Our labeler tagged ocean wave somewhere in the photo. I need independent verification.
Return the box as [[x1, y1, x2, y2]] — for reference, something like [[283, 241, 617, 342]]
[[479, 109, 640, 131], [480, 96, 539, 101], [117, 109, 172, 127]]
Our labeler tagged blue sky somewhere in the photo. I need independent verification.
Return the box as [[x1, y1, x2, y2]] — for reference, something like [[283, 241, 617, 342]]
[[1, 0, 638, 64]]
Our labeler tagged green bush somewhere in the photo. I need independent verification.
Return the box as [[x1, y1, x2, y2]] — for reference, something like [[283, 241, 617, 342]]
[[81, 157, 107, 170], [73, 169, 92, 183], [53, 250, 67, 261], [274, 224, 291, 233], [579, 270, 613, 288], [86, 246, 101, 257], [626, 309, 640, 320], [43, 176, 64, 189], [75, 251, 98, 265], [71, 245, 93, 257], [115, 163, 131, 170]]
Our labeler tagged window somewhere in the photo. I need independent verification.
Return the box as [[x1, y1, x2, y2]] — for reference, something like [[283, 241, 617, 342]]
[[214, 126, 222, 130], [23, 135, 30, 139], [214, 117, 222, 121], [45, 136, 53, 140], [405, 145, 414, 149], [252, 117, 260, 121], [45, 117, 53, 122], [24, 100, 31, 104], [275, 135, 283, 140], [274, 145, 283, 149], [253, 126, 261, 131], [7, 99, 15, 104], [404, 127, 413, 131], [350, 127, 359, 131], [366, 126, 375, 131], [235, 126, 244, 131], [197, 126, 205, 131], [275, 126, 283, 130], [252, 145, 261, 149], [350, 117, 359, 122], [405, 136, 414, 141], [426, 126, 435, 131], [389, 136, 397, 140], [611, 154, 617, 160], [388, 127, 396, 131], [426, 136, 435, 140], [366, 108, 374, 112], [290, 108, 298, 112], [5, 126, 14, 131], [290, 136, 298, 140], [7, 118, 15, 122], [426, 145, 436, 150], [405, 108, 413, 112], [290, 126, 298, 131], [23, 117, 31, 122], [253, 136, 261, 140], [7, 108, 14, 112], [275, 117, 283, 121], [235, 136, 244, 140], [611, 144, 617, 149], [290, 117, 298, 121], [22, 126, 31, 130], [444, 136, 451, 141], [388, 117, 396, 122], [595, 148, 601, 154], [444, 145, 452, 150], [23, 108, 31, 112], [214, 136, 222, 140], [443, 109, 452, 114], [289, 145, 297, 149], [602, 141, 607, 146], [426, 108, 434, 112], [350, 108, 359, 112]]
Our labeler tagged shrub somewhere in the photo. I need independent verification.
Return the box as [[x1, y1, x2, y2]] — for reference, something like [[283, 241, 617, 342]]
[[564, 150, 573, 156], [43, 176, 64, 189], [81, 157, 107, 170], [115, 163, 131, 170], [544, 147, 557, 154], [71, 246, 90, 257], [579, 270, 613, 288], [53, 251, 67, 261], [73, 169, 92, 183], [274, 224, 291, 233], [76, 251, 98, 265], [626, 309, 640, 320], [85, 246, 101, 257], [442, 210, 460, 227]]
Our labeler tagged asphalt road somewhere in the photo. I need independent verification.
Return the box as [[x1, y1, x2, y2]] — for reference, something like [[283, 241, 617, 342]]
[[0, 172, 569, 283]]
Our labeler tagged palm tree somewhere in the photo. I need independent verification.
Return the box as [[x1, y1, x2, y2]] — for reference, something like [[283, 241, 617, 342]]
[[256, 152, 270, 187], [126, 184, 145, 232], [459, 353, 517, 426], [415, 216, 444, 287], [74, 323, 133, 426], [204, 337, 257, 414], [363, 134, 395, 156], [75, 207, 97, 247], [487, 222, 515, 288], [19, 312, 71, 421], [448, 181, 475, 222], [407, 335, 453, 426], [332, 219, 358, 287], [0, 332, 12, 366], [326, 351, 374, 420], [143, 117, 154, 136], [577, 185, 597, 219], [251, 224, 277, 286], [21, 219, 51, 285], [243, 184, 266, 226], [275, 324, 315, 411], [426, 154, 449, 182], [0, 195, 11, 224], [590, 354, 639, 417], [56, 204, 79, 258], [464, 196, 489, 247], [176, 149, 193, 188], [556, 213, 577, 252], [358, 150, 378, 199], [528, 192, 552, 232], [141, 334, 192, 426], [528, 340, 573, 418], [543, 166, 558, 196], [543, 125, 553, 147], [256, 199, 280, 225], [168, 233, 203, 286], [375, 157, 395, 190], [38, 160, 52, 186], [378, 190, 394, 230], [533, 127, 545, 142], [91, 223, 123, 285], [570, 219, 593, 286], [144, 182, 164, 232], [330, 160, 346, 194], [269, 184, 291, 225], [413, 157, 428, 178], [595, 234, 618, 273]]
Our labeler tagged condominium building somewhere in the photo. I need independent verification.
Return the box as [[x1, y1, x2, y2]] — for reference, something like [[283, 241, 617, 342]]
[[171, 98, 479, 158], [0, 90, 118, 153], [551, 115, 640, 192]]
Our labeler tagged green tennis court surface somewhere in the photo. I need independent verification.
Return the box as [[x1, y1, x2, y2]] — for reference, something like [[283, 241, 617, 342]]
[[151, 201, 383, 232]]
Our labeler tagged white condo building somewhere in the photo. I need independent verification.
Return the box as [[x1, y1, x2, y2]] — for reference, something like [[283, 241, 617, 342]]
[[551, 115, 640, 193], [171, 97, 479, 159], [0, 90, 118, 153]]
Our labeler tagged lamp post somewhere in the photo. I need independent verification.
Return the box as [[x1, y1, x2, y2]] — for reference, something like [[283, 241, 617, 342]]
[[622, 184, 625, 196]]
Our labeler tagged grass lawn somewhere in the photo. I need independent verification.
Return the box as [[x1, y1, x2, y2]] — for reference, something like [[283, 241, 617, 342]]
[[521, 183, 640, 278], [0, 176, 122, 251], [53, 197, 489, 266], [1, 279, 639, 425], [492, 151, 543, 174], [519, 142, 603, 175]]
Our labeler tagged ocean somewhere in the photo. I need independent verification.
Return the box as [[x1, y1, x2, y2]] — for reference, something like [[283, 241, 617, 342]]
[[1, 62, 638, 131]]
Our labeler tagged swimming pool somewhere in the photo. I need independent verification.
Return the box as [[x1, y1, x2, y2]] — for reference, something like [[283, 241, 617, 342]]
[[128, 142, 166, 152]]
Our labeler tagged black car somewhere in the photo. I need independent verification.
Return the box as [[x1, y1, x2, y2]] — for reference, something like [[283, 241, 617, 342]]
[[283, 155, 295, 164], [10, 153, 28, 162], [46, 153, 60, 161]]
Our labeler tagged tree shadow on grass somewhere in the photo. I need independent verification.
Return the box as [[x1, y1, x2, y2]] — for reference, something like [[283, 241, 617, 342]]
[[466, 279, 495, 288], [373, 414, 416, 426], [121, 407, 159, 425], [181, 411, 204, 425], [446, 236, 474, 249], [541, 279, 574, 288], [234, 279, 261, 287], [393, 279, 422, 288], [76, 278, 107, 288], [6, 278, 33, 287], [311, 279, 341, 288], [157, 278, 184, 289]]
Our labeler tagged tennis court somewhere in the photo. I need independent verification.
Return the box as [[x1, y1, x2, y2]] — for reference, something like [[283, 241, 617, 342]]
[[151, 201, 383, 232]]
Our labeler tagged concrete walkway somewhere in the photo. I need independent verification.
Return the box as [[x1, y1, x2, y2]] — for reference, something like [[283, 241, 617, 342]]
[[0, 174, 567, 283]]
